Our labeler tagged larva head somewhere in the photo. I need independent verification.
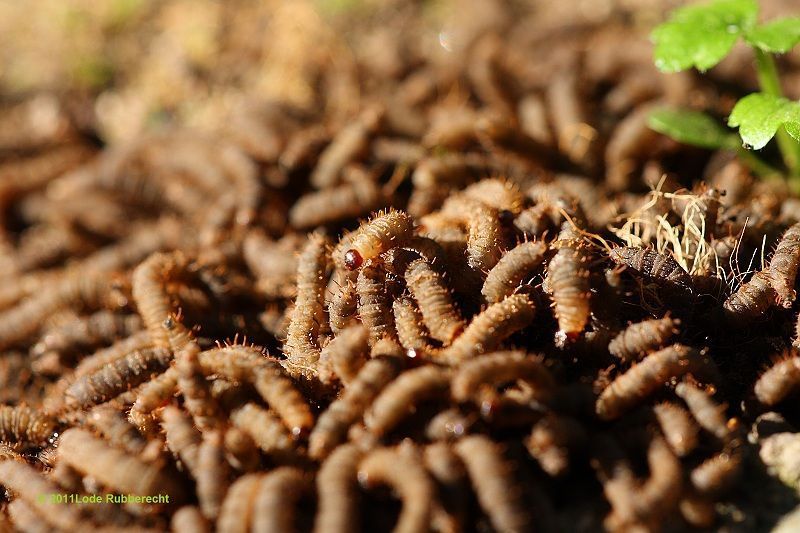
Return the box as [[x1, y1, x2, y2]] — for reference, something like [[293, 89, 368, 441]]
[[609, 246, 636, 265], [344, 249, 363, 270]]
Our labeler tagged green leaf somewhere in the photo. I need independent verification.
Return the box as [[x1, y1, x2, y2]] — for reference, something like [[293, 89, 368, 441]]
[[648, 108, 738, 149], [728, 93, 800, 149], [745, 17, 800, 53], [651, 0, 758, 72]]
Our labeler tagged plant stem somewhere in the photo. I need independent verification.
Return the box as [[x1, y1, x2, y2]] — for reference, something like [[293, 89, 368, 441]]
[[736, 146, 781, 178], [754, 48, 800, 177]]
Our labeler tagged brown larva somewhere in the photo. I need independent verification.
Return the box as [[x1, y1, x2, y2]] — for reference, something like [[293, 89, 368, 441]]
[[443, 197, 504, 273], [525, 414, 587, 477], [283, 232, 330, 379], [216, 473, 262, 533], [318, 324, 369, 386], [769, 222, 800, 307], [313, 443, 363, 533], [723, 270, 777, 324], [425, 408, 475, 441], [161, 405, 202, 475], [441, 293, 536, 363], [58, 428, 184, 500], [754, 352, 800, 405], [356, 258, 396, 345], [309, 357, 403, 460], [290, 176, 384, 229], [242, 231, 299, 300], [596, 344, 706, 420], [392, 297, 436, 359], [679, 494, 717, 529], [451, 350, 554, 405], [176, 341, 222, 432], [0, 460, 83, 530], [609, 246, 693, 294], [675, 382, 731, 442], [454, 435, 531, 533], [482, 241, 548, 304], [129, 367, 179, 431], [546, 239, 592, 341], [251, 467, 312, 533], [690, 448, 742, 496], [423, 441, 470, 532], [171, 506, 210, 533], [223, 427, 260, 472], [461, 178, 525, 214], [341, 209, 413, 270], [8, 499, 51, 533], [279, 125, 329, 172], [87, 405, 148, 456], [196, 430, 230, 520], [608, 317, 681, 362], [0, 405, 55, 446], [404, 257, 465, 344], [358, 446, 434, 533], [652, 402, 699, 457], [230, 403, 293, 458], [70, 330, 153, 381], [327, 277, 358, 335], [364, 365, 451, 438], [31, 310, 143, 360], [547, 70, 598, 169], [634, 434, 682, 523]]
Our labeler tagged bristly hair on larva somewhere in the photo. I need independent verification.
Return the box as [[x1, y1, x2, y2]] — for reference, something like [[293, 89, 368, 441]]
[[341, 209, 414, 270], [608, 317, 681, 362], [754, 352, 800, 406], [547, 238, 592, 342], [768, 222, 800, 307]]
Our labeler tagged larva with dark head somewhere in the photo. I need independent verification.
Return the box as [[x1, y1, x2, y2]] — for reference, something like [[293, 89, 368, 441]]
[[608, 317, 681, 362], [251, 467, 313, 533], [364, 365, 451, 438], [690, 448, 742, 496], [290, 176, 384, 229], [392, 297, 436, 359], [675, 382, 732, 442], [596, 344, 707, 420], [404, 257, 465, 345], [754, 352, 800, 405], [172, 506, 210, 533], [769, 222, 800, 307], [357, 258, 396, 345], [176, 341, 223, 432], [230, 403, 293, 458], [609, 246, 693, 294], [358, 446, 434, 533], [451, 350, 554, 404], [160, 405, 201, 475], [283, 232, 330, 379], [482, 241, 548, 304], [652, 402, 698, 457], [217, 473, 262, 533], [196, 430, 230, 520], [723, 271, 777, 324], [314, 443, 363, 533], [0, 405, 55, 447], [526, 414, 587, 477], [441, 293, 536, 363], [0, 460, 84, 530], [340, 210, 413, 270], [309, 356, 403, 460], [547, 238, 592, 341], [454, 435, 531, 533]]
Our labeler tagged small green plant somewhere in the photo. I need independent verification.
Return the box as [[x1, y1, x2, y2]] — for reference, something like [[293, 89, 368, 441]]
[[647, 0, 800, 190]]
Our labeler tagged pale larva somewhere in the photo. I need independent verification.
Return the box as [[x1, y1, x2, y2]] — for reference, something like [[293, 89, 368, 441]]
[[608, 317, 681, 362], [652, 402, 698, 457], [547, 239, 592, 341], [230, 403, 294, 459], [450, 350, 554, 404], [675, 382, 732, 442], [251, 467, 312, 533], [313, 443, 363, 533], [404, 257, 465, 345], [754, 352, 800, 406], [196, 429, 230, 520], [482, 241, 548, 304], [341, 210, 414, 270]]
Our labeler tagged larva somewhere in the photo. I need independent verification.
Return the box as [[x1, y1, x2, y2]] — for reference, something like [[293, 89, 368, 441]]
[[518, 93, 553, 146], [290, 177, 384, 229], [675, 382, 732, 442], [0, 460, 83, 530], [8, 499, 51, 533], [547, 239, 592, 340], [445, 197, 504, 273], [679, 494, 717, 529], [525, 414, 587, 477], [242, 231, 299, 299], [461, 178, 525, 214], [197, 430, 230, 520], [358, 446, 434, 533], [690, 448, 742, 496], [223, 427, 260, 472], [451, 350, 554, 404], [454, 435, 531, 533], [0, 405, 55, 446], [65, 347, 172, 409], [32, 310, 143, 360], [313, 443, 363, 533], [309, 357, 403, 460], [176, 341, 222, 432], [341, 209, 413, 270], [441, 293, 536, 363], [769, 222, 800, 307], [87, 405, 148, 456], [161, 405, 202, 476], [652, 402, 698, 457], [318, 324, 369, 386], [392, 297, 435, 358], [609, 246, 693, 294], [754, 353, 800, 405], [216, 473, 262, 533], [482, 241, 547, 304], [364, 365, 451, 437], [230, 403, 293, 458], [171, 506, 210, 533], [356, 259, 396, 345], [425, 408, 475, 441], [723, 271, 777, 324], [608, 317, 681, 362], [633, 435, 682, 523], [251, 467, 312, 533], [129, 367, 179, 430], [328, 276, 358, 335], [596, 344, 706, 420], [279, 125, 329, 172], [283, 232, 330, 379], [404, 257, 465, 344]]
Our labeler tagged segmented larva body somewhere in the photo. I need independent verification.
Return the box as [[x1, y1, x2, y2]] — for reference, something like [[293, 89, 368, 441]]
[[596, 344, 704, 420], [32, 310, 143, 358], [71, 330, 153, 380], [464, 200, 504, 273], [608, 317, 681, 362], [65, 347, 171, 409], [754, 353, 800, 405], [314, 443, 363, 533], [230, 403, 293, 457], [652, 402, 698, 457], [404, 258, 465, 344], [364, 366, 451, 437], [358, 447, 434, 533], [0, 405, 55, 446], [132, 251, 190, 352], [462, 178, 525, 214], [171, 506, 210, 533], [87, 405, 147, 456], [224, 426, 260, 472], [690, 449, 742, 496], [451, 350, 554, 404], [309, 357, 403, 460], [454, 435, 531, 533], [328, 278, 357, 335], [525, 414, 586, 477], [242, 231, 299, 299], [356, 259, 396, 345], [482, 241, 548, 304], [441, 293, 536, 363], [251, 467, 312, 533], [633, 435, 682, 523], [425, 408, 474, 442], [290, 177, 383, 229], [311, 106, 382, 189], [161, 405, 201, 476], [769, 222, 800, 307], [319, 324, 369, 386], [217, 473, 262, 533], [723, 271, 776, 324], [675, 382, 731, 441], [610, 246, 693, 293], [129, 367, 179, 430], [58, 428, 184, 501], [392, 297, 435, 358], [176, 342, 222, 432], [547, 240, 592, 340], [283, 232, 330, 379], [0, 460, 83, 530], [197, 430, 230, 520], [342, 210, 413, 270]]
